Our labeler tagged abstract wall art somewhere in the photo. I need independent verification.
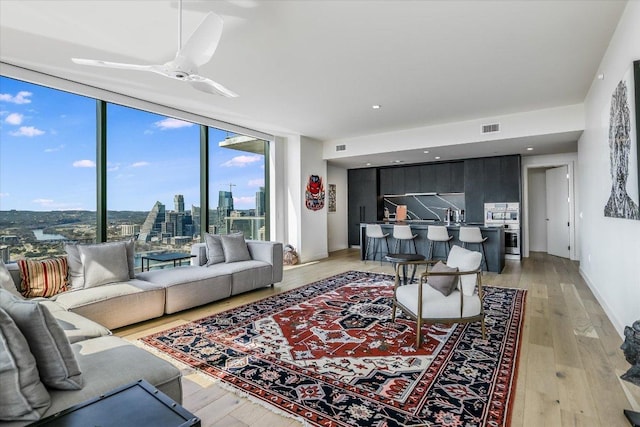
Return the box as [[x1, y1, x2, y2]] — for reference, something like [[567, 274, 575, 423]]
[[604, 60, 640, 220], [305, 174, 325, 211], [328, 184, 336, 213]]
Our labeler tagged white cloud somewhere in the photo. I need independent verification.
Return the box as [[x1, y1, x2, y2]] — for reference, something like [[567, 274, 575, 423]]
[[221, 155, 262, 167], [0, 192, 9, 198], [107, 162, 120, 172], [32, 198, 84, 210], [32, 198, 54, 207], [10, 126, 45, 137], [5, 113, 23, 125], [153, 118, 194, 130], [248, 178, 265, 187], [234, 196, 255, 205], [0, 91, 33, 104], [131, 161, 150, 167], [144, 130, 153, 135], [44, 144, 65, 153], [73, 159, 96, 168]]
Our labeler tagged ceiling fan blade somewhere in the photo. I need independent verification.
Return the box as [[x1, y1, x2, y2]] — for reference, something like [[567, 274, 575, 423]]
[[189, 75, 238, 98], [71, 58, 156, 72], [176, 12, 224, 68]]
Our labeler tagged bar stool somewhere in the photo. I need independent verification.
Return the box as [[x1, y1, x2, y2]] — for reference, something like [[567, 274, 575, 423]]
[[427, 225, 452, 261], [393, 225, 418, 254], [458, 226, 488, 271], [365, 224, 389, 264]]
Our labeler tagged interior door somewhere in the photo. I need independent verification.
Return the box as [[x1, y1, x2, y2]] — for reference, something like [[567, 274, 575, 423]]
[[545, 166, 570, 258]]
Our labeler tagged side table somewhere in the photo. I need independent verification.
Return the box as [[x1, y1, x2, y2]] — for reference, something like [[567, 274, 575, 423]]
[[141, 252, 196, 271], [28, 379, 200, 427], [385, 253, 427, 287]]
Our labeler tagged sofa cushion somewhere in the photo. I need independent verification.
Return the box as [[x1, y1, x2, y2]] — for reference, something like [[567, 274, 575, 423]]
[[79, 242, 129, 288], [38, 300, 111, 344], [426, 261, 459, 296], [0, 307, 51, 421], [41, 336, 182, 417], [137, 266, 232, 314], [220, 232, 251, 263], [0, 289, 83, 390], [446, 245, 482, 296], [208, 260, 274, 294], [17, 257, 68, 298], [52, 279, 165, 330], [0, 259, 22, 298], [65, 239, 135, 289], [204, 233, 225, 266]]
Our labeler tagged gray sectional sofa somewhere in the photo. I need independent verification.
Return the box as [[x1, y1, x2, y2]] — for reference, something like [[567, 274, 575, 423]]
[[0, 238, 283, 425]]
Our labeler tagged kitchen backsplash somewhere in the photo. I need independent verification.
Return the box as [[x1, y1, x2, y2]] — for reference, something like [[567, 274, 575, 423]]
[[384, 193, 465, 221]]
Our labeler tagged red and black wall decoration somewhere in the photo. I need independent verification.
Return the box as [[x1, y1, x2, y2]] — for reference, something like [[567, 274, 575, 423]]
[[305, 174, 325, 211]]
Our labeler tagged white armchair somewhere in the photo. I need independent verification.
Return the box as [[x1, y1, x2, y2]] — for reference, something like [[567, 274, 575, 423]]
[[392, 245, 486, 348]]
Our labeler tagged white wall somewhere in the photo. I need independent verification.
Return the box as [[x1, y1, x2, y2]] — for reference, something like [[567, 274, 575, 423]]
[[298, 136, 329, 262], [323, 104, 584, 160], [527, 168, 548, 252], [327, 165, 349, 252], [578, 1, 640, 335]]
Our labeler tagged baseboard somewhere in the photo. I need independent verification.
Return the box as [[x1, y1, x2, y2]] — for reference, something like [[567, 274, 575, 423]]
[[579, 267, 625, 339]]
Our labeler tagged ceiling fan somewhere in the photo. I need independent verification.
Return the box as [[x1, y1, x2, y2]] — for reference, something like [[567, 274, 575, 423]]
[[71, 1, 237, 98]]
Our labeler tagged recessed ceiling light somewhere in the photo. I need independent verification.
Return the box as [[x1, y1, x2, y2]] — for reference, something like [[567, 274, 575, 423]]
[[372, 104, 381, 109], [365, 162, 371, 166], [597, 73, 605, 80], [434, 156, 441, 160], [423, 150, 429, 154], [392, 160, 402, 163], [526, 147, 534, 151]]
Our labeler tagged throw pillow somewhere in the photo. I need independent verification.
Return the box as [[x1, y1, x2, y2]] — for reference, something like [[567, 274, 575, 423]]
[[426, 261, 459, 296], [65, 239, 135, 289], [446, 245, 482, 296], [78, 241, 129, 288], [0, 307, 51, 421], [220, 232, 251, 263], [17, 257, 68, 298], [204, 233, 225, 266], [0, 259, 22, 298], [0, 289, 83, 390]]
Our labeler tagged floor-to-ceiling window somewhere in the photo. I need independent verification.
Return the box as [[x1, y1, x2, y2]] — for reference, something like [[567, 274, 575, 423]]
[[106, 104, 200, 270], [0, 77, 96, 260], [208, 129, 267, 240], [0, 75, 270, 263]]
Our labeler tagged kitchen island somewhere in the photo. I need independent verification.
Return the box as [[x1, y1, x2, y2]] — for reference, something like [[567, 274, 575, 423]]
[[360, 221, 505, 273]]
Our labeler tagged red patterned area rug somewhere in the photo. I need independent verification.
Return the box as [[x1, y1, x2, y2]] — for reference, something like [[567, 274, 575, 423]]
[[141, 271, 526, 426]]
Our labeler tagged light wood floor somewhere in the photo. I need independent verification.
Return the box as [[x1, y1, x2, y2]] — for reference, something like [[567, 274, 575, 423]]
[[116, 249, 640, 426]]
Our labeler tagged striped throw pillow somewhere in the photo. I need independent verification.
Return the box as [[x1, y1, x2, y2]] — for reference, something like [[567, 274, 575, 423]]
[[17, 258, 68, 298]]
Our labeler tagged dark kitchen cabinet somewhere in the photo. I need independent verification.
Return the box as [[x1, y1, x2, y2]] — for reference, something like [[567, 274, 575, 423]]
[[403, 166, 422, 193], [379, 167, 405, 196], [449, 162, 465, 192], [419, 164, 436, 191], [464, 158, 485, 223], [348, 168, 380, 246], [464, 155, 521, 223]]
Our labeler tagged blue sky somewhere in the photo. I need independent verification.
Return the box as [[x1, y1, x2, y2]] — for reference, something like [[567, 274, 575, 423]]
[[0, 76, 265, 212]]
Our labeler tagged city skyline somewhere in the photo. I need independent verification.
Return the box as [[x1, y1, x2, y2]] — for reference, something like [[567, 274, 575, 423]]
[[0, 76, 266, 212]]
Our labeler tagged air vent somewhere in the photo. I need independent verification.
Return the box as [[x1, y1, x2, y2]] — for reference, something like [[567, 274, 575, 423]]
[[336, 144, 346, 151], [481, 123, 500, 134]]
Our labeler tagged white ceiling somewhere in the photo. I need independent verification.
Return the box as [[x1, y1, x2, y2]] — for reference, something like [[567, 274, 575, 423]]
[[0, 0, 627, 166]]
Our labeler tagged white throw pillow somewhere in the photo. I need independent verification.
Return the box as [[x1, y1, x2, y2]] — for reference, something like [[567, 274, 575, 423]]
[[446, 245, 482, 296], [66, 239, 134, 289], [0, 260, 22, 298], [79, 242, 129, 288], [204, 233, 225, 266]]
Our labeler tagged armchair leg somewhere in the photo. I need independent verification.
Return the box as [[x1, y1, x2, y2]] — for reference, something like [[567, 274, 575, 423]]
[[480, 317, 486, 340], [416, 318, 422, 348]]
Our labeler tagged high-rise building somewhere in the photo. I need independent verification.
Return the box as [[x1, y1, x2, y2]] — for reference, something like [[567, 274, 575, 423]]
[[191, 205, 200, 237], [138, 201, 165, 242], [174, 194, 184, 213], [256, 186, 265, 216], [218, 191, 234, 216]]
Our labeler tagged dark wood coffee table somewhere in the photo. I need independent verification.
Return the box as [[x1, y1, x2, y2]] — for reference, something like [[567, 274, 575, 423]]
[[29, 379, 200, 427], [385, 253, 427, 287]]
